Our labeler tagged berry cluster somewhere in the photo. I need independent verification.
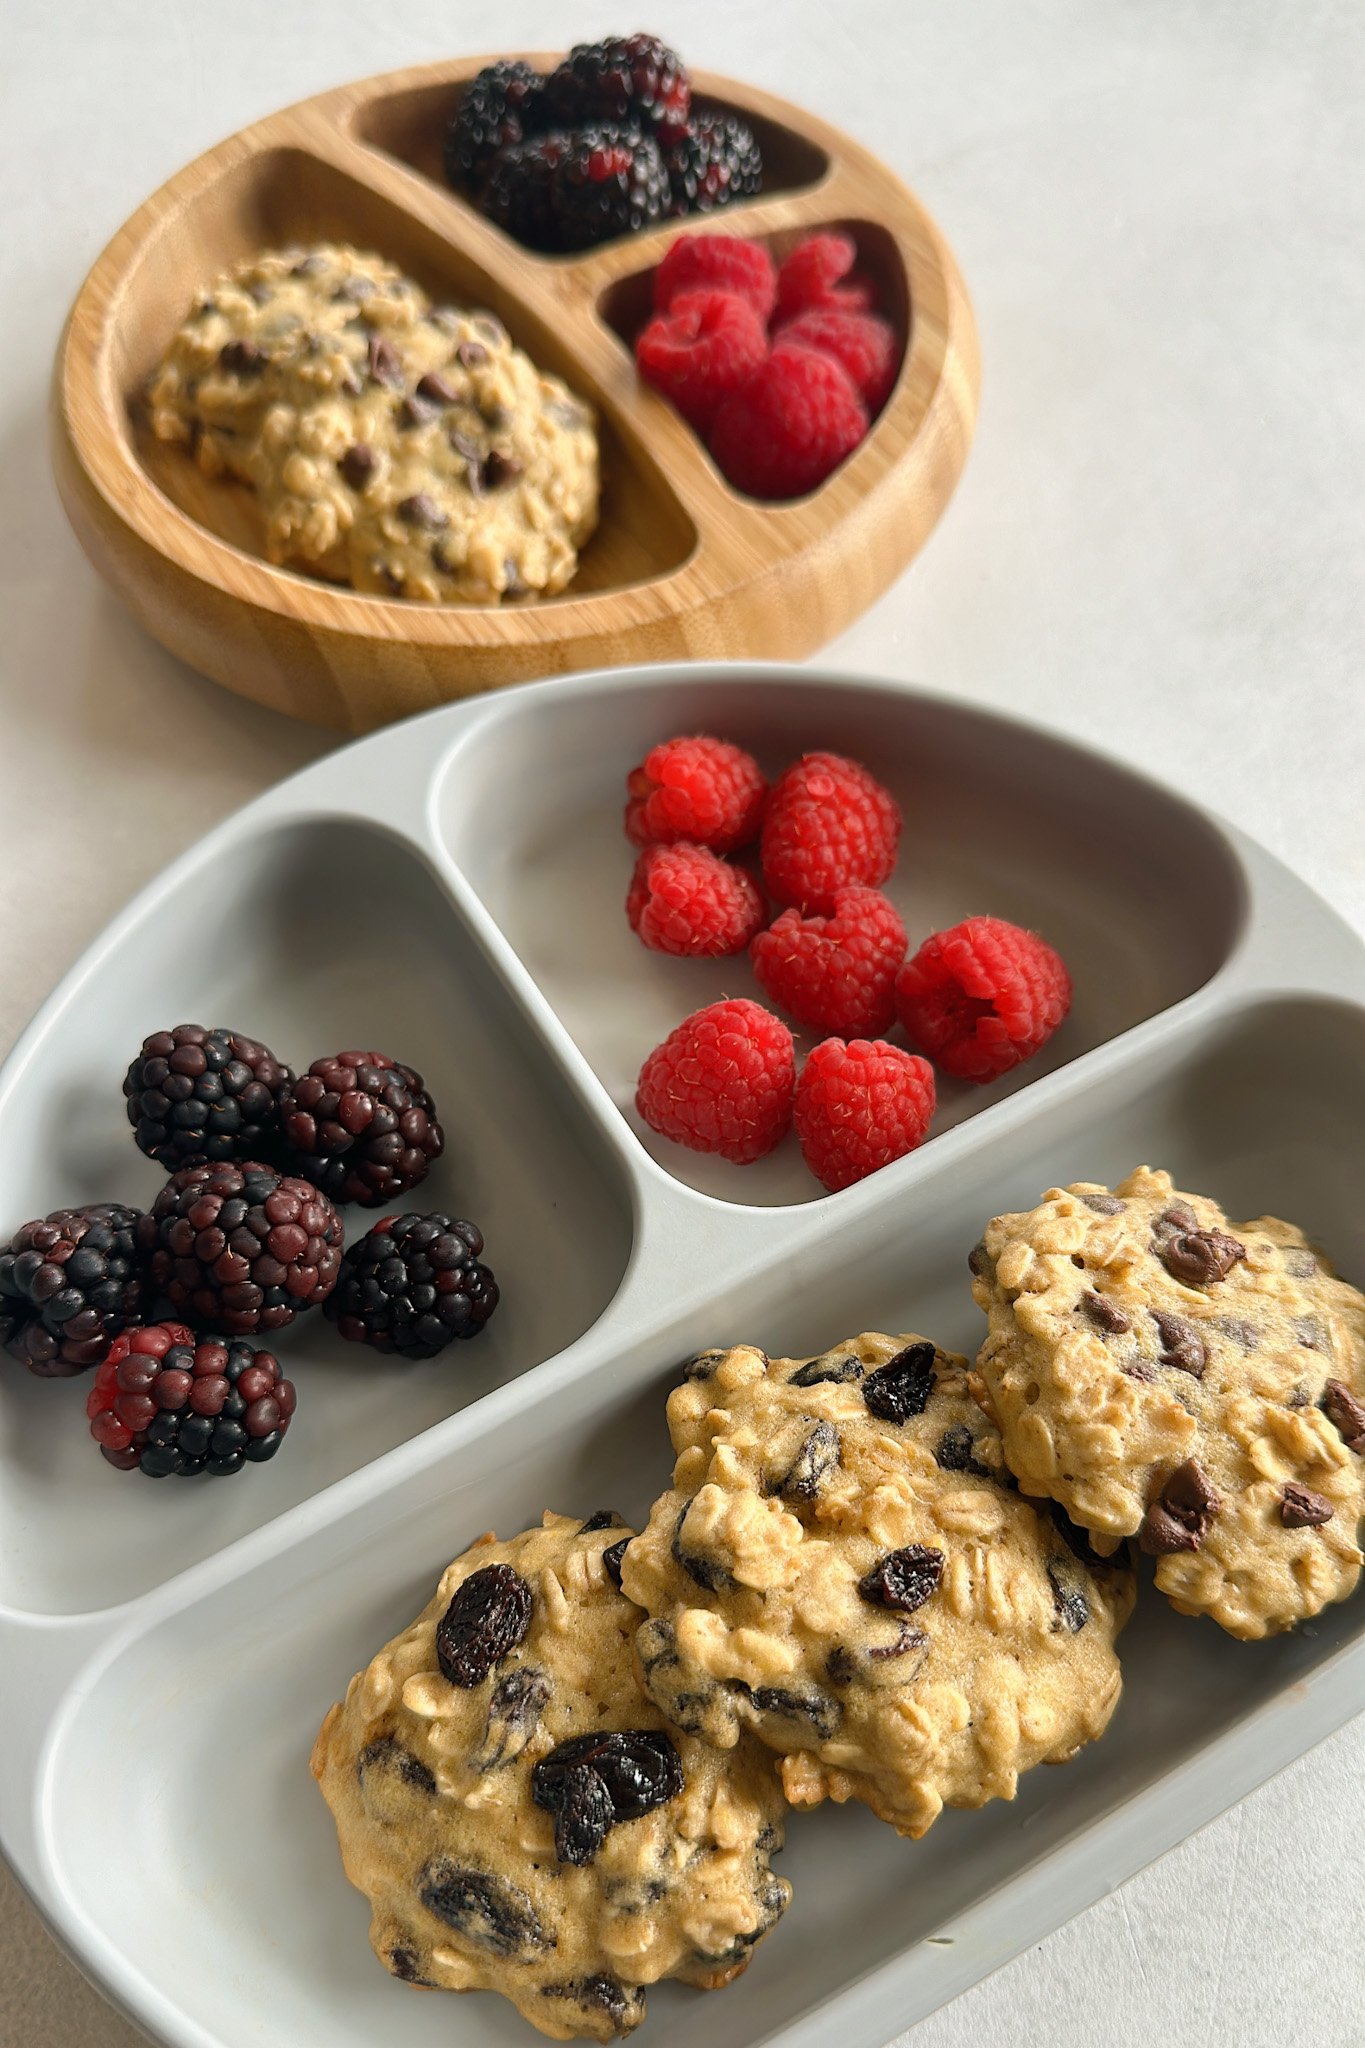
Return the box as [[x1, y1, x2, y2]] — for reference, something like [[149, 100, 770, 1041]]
[[623, 733, 1074, 1190], [637, 231, 901, 498], [444, 36, 763, 254], [2, 1024, 500, 1485]]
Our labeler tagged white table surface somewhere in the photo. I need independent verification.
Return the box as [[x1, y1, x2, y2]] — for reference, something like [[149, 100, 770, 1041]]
[[4, 1, 1364, 2042]]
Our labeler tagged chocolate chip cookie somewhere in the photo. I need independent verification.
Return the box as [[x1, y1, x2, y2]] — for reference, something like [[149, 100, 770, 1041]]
[[148, 243, 598, 603], [970, 1166, 1365, 1638], [620, 1334, 1133, 1840], [311, 1512, 789, 2042]]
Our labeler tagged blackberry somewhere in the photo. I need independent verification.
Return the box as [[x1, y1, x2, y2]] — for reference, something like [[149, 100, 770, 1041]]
[[549, 127, 669, 252], [123, 1023, 293, 1170], [479, 135, 567, 252], [325, 1212, 498, 1358], [137, 1159, 342, 1335], [280, 1051, 444, 1206], [665, 114, 763, 217], [86, 1322, 297, 1477], [443, 60, 546, 194], [0, 1203, 144, 1377], [545, 36, 691, 142]]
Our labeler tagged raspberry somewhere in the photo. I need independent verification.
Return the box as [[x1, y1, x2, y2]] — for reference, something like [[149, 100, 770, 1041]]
[[775, 308, 899, 414], [794, 1039, 936, 1192], [653, 234, 777, 321], [774, 232, 873, 322], [751, 888, 907, 1036], [325, 1212, 499, 1358], [760, 751, 901, 913], [627, 843, 764, 956], [636, 288, 768, 432], [709, 341, 868, 500], [86, 1321, 296, 1477], [636, 999, 794, 1164], [895, 915, 1074, 1082], [625, 734, 767, 852]]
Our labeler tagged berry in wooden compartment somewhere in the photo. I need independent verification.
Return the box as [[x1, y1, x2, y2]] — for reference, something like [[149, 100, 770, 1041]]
[[663, 113, 763, 216], [545, 36, 692, 142], [549, 127, 670, 251], [443, 60, 547, 194]]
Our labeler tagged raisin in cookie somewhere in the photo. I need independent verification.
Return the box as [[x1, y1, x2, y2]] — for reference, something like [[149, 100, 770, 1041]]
[[148, 242, 598, 604], [311, 1512, 789, 2042], [620, 1334, 1133, 1840], [970, 1166, 1365, 1639]]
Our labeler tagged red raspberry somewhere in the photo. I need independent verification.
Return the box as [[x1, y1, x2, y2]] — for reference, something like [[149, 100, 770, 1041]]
[[627, 843, 765, 956], [636, 998, 794, 1163], [760, 751, 901, 912], [775, 308, 899, 414], [794, 1038, 936, 1192], [709, 342, 868, 500], [636, 288, 768, 432], [750, 888, 907, 1036], [774, 232, 873, 322], [625, 734, 767, 852], [895, 915, 1073, 1082], [653, 234, 777, 321]]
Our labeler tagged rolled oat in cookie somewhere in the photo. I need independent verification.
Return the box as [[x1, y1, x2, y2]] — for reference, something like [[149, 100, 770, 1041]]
[[970, 1165, 1365, 1639], [311, 1511, 788, 2043], [622, 1334, 1133, 1841], [147, 242, 599, 605]]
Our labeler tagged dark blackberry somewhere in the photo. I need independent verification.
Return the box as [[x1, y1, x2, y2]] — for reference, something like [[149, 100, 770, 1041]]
[[443, 61, 547, 194], [0, 1203, 144, 1377], [325, 1212, 498, 1358], [665, 114, 763, 217], [479, 135, 567, 252], [549, 127, 669, 252], [86, 1321, 297, 1477], [280, 1050, 443, 1206], [137, 1159, 342, 1336], [545, 36, 691, 142], [123, 1024, 294, 1170]]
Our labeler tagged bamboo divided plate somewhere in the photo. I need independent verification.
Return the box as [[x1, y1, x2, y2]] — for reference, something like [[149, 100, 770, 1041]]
[[51, 56, 979, 733]]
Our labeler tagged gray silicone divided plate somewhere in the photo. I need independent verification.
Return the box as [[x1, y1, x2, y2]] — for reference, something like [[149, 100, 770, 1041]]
[[3, 663, 1365, 2048]]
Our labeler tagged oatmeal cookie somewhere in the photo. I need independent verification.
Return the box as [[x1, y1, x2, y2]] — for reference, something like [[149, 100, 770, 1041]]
[[311, 1511, 789, 2042], [148, 242, 598, 603], [620, 1334, 1132, 1840], [970, 1166, 1365, 1638]]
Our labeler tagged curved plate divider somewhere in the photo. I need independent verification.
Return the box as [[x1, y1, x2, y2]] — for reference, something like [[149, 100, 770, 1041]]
[[3, 664, 1365, 2048]]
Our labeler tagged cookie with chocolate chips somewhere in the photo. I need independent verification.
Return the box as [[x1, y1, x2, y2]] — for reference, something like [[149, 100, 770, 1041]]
[[311, 1512, 789, 2042], [970, 1165, 1365, 1638], [621, 1333, 1133, 1841]]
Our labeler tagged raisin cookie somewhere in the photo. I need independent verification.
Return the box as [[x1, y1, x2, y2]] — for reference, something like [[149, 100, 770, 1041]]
[[970, 1166, 1365, 1638], [311, 1512, 790, 2042], [148, 242, 598, 604], [620, 1334, 1133, 1840]]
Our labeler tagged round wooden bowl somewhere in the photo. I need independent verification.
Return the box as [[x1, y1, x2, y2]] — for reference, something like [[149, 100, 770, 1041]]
[[51, 55, 980, 733]]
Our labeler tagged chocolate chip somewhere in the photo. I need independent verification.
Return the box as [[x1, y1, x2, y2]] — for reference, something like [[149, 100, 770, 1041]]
[[1123, 1357, 1159, 1382], [1322, 1379, 1365, 1453], [1151, 1309, 1206, 1377], [339, 442, 376, 489], [1140, 1456, 1221, 1553], [1217, 1317, 1260, 1350], [1165, 1457, 1220, 1520], [397, 492, 448, 530], [967, 1240, 991, 1277], [400, 391, 442, 428], [1156, 1226, 1246, 1288], [1288, 1386, 1310, 1409], [245, 280, 274, 306], [483, 448, 523, 490], [1082, 1290, 1130, 1335], [789, 1350, 862, 1387], [775, 1420, 839, 1501], [1082, 1193, 1126, 1215], [1046, 1556, 1091, 1632], [858, 1544, 945, 1613], [218, 339, 265, 376], [366, 334, 403, 386], [448, 425, 484, 488], [1139, 1502, 1201, 1555], [473, 313, 508, 346], [417, 371, 462, 404], [935, 1423, 990, 1474], [602, 1538, 629, 1590], [457, 340, 489, 368], [1281, 1482, 1334, 1528], [1286, 1250, 1318, 1278], [334, 274, 376, 303], [1295, 1318, 1326, 1352], [863, 1342, 937, 1423], [428, 308, 461, 334]]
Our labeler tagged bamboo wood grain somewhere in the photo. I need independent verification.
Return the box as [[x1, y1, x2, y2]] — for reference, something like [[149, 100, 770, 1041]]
[[51, 56, 980, 733]]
